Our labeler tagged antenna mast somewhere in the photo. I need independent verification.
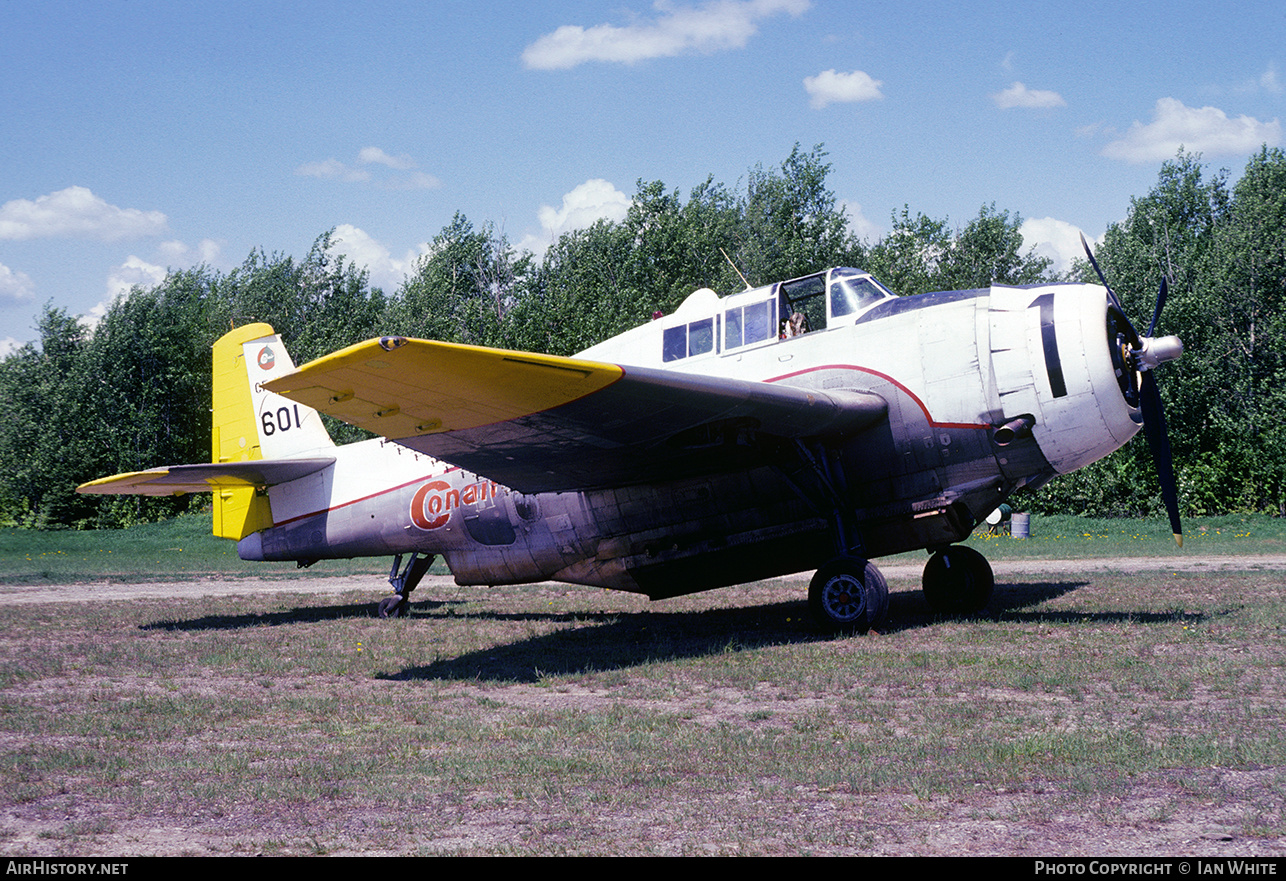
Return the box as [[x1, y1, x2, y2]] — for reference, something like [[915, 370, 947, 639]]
[[720, 248, 753, 291]]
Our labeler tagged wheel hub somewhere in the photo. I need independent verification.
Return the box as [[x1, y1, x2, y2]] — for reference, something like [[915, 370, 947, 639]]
[[822, 575, 865, 621]]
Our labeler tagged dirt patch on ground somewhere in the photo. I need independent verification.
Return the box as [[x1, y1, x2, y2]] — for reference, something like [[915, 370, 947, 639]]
[[4, 555, 1284, 606], [2, 557, 1284, 856]]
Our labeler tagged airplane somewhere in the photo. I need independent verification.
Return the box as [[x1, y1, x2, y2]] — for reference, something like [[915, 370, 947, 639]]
[[77, 239, 1184, 633]]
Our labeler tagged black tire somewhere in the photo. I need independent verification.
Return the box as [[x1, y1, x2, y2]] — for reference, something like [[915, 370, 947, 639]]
[[922, 546, 994, 615], [809, 557, 889, 634], [378, 595, 408, 619]]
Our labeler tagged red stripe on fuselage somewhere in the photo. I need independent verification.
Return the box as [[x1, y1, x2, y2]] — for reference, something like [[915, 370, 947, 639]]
[[270, 464, 467, 528], [766, 364, 989, 430]]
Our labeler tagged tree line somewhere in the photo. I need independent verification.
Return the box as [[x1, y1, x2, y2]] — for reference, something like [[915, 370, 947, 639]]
[[2, 144, 1282, 529]]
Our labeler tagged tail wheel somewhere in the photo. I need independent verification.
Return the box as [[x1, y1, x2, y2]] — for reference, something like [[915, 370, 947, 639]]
[[809, 557, 889, 634], [922, 546, 993, 615], [378, 595, 409, 619]]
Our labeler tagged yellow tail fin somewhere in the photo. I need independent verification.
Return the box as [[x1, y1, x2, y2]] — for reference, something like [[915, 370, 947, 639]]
[[210, 324, 334, 540], [211, 324, 275, 539]]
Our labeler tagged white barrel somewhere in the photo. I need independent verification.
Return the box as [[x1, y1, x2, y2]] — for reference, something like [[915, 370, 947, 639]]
[[1011, 512, 1031, 538]]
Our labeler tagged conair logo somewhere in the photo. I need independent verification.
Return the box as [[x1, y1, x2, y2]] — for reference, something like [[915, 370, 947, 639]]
[[257, 346, 275, 371], [410, 478, 501, 531]]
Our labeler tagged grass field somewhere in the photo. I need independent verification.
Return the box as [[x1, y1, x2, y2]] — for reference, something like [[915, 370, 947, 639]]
[[0, 515, 1284, 855]]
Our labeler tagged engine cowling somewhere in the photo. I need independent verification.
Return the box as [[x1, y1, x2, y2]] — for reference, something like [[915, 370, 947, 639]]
[[989, 283, 1149, 475]]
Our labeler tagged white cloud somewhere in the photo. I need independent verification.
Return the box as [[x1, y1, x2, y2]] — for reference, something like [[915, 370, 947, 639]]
[[0, 186, 167, 241], [1258, 62, 1282, 94], [385, 171, 443, 191], [1102, 97, 1282, 163], [0, 262, 35, 304], [295, 158, 372, 182], [839, 200, 882, 243], [804, 69, 884, 108], [520, 179, 633, 255], [106, 256, 167, 301], [522, 0, 810, 69], [328, 224, 426, 292], [1019, 217, 1089, 276], [1231, 62, 1283, 96], [0, 337, 23, 359], [78, 256, 169, 330], [157, 238, 223, 266], [358, 147, 416, 170], [295, 148, 440, 189], [992, 81, 1066, 110]]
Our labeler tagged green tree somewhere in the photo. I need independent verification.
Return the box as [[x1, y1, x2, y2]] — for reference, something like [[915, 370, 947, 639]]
[[734, 143, 859, 285], [0, 307, 95, 526], [863, 204, 1052, 296], [526, 144, 861, 354], [520, 218, 637, 355], [393, 214, 529, 349], [77, 268, 221, 526], [940, 204, 1052, 290], [863, 207, 953, 295], [221, 230, 386, 365], [1196, 146, 1286, 513]]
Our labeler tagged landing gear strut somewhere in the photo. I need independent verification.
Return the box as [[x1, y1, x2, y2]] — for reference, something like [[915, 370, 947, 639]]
[[809, 557, 889, 633], [378, 552, 435, 619], [922, 546, 993, 615]]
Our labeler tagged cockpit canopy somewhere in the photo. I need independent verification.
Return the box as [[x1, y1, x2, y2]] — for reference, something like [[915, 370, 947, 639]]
[[827, 267, 896, 318], [662, 267, 895, 363], [577, 267, 896, 368]]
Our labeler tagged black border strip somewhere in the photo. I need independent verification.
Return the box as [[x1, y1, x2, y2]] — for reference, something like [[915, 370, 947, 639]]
[[1033, 293, 1067, 398]]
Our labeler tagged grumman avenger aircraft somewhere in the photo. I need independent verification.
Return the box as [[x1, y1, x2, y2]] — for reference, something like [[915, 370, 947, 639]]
[[79, 239, 1184, 632]]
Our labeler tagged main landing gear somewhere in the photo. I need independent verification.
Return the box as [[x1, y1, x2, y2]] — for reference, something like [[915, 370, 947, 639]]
[[921, 546, 993, 615], [378, 552, 435, 618], [808, 545, 995, 632], [809, 557, 889, 634]]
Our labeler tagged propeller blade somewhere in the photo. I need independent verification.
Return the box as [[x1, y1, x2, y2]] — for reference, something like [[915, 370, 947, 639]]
[[1147, 276, 1168, 338], [1081, 234, 1182, 547], [1081, 233, 1142, 347], [1080, 232, 1124, 313], [1138, 370, 1182, 546]]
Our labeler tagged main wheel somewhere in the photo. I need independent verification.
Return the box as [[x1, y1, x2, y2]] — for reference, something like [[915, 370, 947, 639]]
[[922, 546, 993, 615], [809, 557, 889, 634]]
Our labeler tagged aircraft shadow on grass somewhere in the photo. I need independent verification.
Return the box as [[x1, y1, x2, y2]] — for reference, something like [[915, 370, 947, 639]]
[[137, 578, 1220, 682], [379, 579, 1167, 683]]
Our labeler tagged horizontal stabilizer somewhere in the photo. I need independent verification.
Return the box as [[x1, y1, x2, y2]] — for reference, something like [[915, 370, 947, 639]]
[[266, 337, 888, 493], [76, 458, 336, 497]]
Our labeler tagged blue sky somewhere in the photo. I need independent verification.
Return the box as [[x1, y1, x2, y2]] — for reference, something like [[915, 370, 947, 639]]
[[2, 0, 1282, 354]]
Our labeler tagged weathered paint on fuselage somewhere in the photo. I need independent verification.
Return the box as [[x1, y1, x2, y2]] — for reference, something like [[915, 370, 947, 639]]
[[240, 273, 1141, 599]]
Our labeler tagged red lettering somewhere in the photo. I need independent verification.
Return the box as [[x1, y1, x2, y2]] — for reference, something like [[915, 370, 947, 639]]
[[409, 479, 502, 531], [410, 480, 452, 530]]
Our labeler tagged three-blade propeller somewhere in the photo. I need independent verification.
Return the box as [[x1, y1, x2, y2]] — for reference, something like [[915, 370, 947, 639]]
[[1080, 233, 1185, 546]]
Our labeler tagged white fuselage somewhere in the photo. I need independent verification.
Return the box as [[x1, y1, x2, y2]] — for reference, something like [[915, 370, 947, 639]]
[[240, 271, 1141, 599]]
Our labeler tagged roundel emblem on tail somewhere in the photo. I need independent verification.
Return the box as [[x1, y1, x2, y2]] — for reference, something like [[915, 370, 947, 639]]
[[257, 346, 275, 371]]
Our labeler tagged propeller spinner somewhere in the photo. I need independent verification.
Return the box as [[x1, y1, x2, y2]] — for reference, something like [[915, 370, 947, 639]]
[[1080, 233, 1185, 546]]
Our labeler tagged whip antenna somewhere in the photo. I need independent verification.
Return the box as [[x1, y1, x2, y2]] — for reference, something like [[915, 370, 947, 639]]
[[720, 248, 753, 291]]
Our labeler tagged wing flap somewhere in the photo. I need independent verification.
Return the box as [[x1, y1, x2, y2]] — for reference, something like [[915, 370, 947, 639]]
[[266, 337, 888, 492], [77, 458, 336, 497]]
